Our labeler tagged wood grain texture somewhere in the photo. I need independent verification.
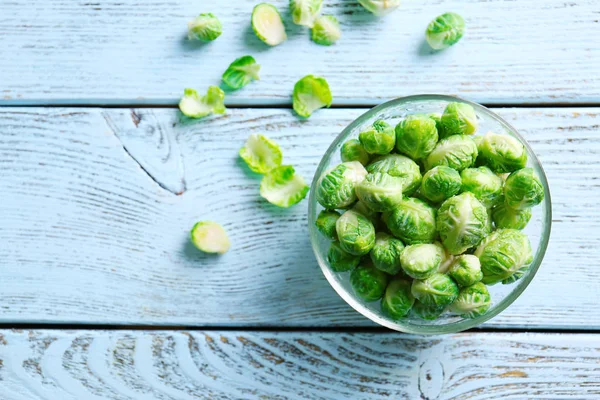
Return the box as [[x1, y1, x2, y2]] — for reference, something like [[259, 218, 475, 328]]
[[0, 330, 598, 399], [1, 0, 599, 105]]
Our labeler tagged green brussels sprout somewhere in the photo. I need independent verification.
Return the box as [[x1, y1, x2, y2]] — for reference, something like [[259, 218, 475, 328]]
[[449, 282, 491, 319], [239, 134, 282, 174], [367, 154, 422, 195], [179, 87, 226, 119], [359, 120, 396, 155], [448, 254, 483, 287], [501, 266, 527, 284], [425, 12, 465, 50], [341, 139, 370, 166], [420, 166, 462, 203], [290, 0, 322, 27], [316, 161, 367, 209], [503, 168, 544, 210], [427, 113, 442, 125], [357, 0, 401, 16], [384, 197, 437, 244], [355, 173, 404, 212], [311, 15, 341, 46], [425, 135, 478, 172], [190, 221, 230, 254], [439, 102, 478, 138], [400, 243, 443, 279], [460, 166, 504, 208], [395, 114, 439, 160], [381, 279, 415, 319], [293, 75, 332, 118], [477, 132, 528, 173], [435, 241, 455, 273], [412, 301, 446, 320], [475, 229, 533, 285], [188, 13, 222, 42], [222, 56, 261, 91], [316, 210, 341, 240], [370, 232, 405, 274], [260, 165, 309, 207], [327, 242, 360, 272], [492, 203, 532, 230], [350, 263, 389, 301], [336, 210, 376, 256], [436, 192, 489, 255], [252, 3, 287, 46], [411, 273, 459, 307], [352, 201, 380, 226]]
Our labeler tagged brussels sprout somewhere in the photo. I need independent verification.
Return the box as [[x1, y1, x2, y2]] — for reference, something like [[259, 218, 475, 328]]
[[370, 232, 405, 274], [492, 203, 532, 230], [190, 221, 230, 254], [327, 242, 360, 272], [439, 102, 478, 138], [352, 201, 380, 226], [449, 282, 491, 318], [475, 229, 533, 285], [239, 134, 282, 174], [448, 254, 483, 287], [357, 0, 401, 16], [341, 139, 370, 166], [460, 166, 504, 208], [501, 266, 527, 284], [366, 154, 422, 195], [477, 132, 528, 173], [425, 135, 478, 172], [293, 75, 332, 118], [384, 197, 437, 245], [252, 3, 287, 46], [435, 241, 455, 273], [359, 120, 396, 155], [381, 279, 415, 319], [336, 210, 376, 256], [395, 114, 439, 160], [427, 113, 442, 125], [179, 86, 226, 119], [290, 0, 322, 27], [356, 173, 404, 212], [350, 263, 389, 301], [420, 166, 462, 203], [425, 12, 465, 50], [316, 210, 341, 240], [311, 15, 341, 46], [400, 243, 443, 279], [412, 301, 446, 320], [316, 161, 367, 209], [504, 168, 544, 210], [188, 13, 222, 42], [222, 56, 261, 91], [436, 192, 489, 255], [411, 273, 459, 307], [260, 165, 309, 207]]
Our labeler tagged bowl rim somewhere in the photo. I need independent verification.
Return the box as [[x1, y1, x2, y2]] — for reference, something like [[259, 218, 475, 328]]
[[308, 94, 552, 335]]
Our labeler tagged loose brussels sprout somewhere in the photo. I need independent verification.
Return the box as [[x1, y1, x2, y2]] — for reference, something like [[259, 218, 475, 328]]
[[477, 132, 528, 173], [336, 210, 376, 256], [260, 165, 309, 207], [355, 173, 404, 212], [188, 13, 222, 42], [352, 201, 380, 226], [370, 232, 405, 274], [381, 279, 415, 319], [436, 192, 489, 255], [400, 243, 443, 279], [435, 241, 455, 273], [357, 0, 401, 16], [492, 203, 532, 230], [252, 3, 287, 46], [179, 87, 226, 119], [366, 154, 422, 195], [412, 301, 446, 320], [475, 229, 533, 285], [327, 242, 360, 272], [190, 221, 230, 254], [359, 120, 396, 155], [311, 15, 341, 46], [316, 210, 341, 240], [384, 197, 437, 244], [503, 168, 544, 210], [290, 0, 323, 27], [425, 12, 465, 50], [425, 135, 478, 172], [448, 254, 483, 287], [439, 102, 478, 138], [239, 134, 282, 174], [449, 282, 491, 319], [222, 56, 261, 91], [411, 273, 459, 307], [341, 139, 370, 166], [293, 75, 332, 118], [350, 263, 389, 301], [395, 115, 439, 160], [460, 166, 504, 208], [420, 166, 462, 203], [316, 161, 367, 209]]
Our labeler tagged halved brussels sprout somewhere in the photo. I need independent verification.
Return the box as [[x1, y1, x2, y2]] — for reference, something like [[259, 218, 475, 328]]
[[381, 279, 415, 319], [359, 120, 396, 155], [366, 154, 422, 195], [336, 210, 376, 256], [449, 282, 491, 319], [384, 197, 437, 244], [448, 254, 483, 287], [252, 3, 287, 46], [460, 166, 504, 208], [420, 166, 462, 203], [439, 102, 478, 138], [395, 114, 439, 160], [412, 301, 446, 320], [327, 242, 360, 272], [492, 203, 532, 230], [370, 232, 405, 274], [425, 12, 465, 50], [260, 165, 309, 207], [341, 139, 370, 166], [425, 135, 478, 172], [350, 263, 389, 301], [477, 132, 528, 173], [311, 15, 341, 46], [179, 87, 226, 119], [190, 221, 230, 254], [411, 273, 459, 307], [239, 134, 282, 174], [222, 56, 261, 90], [188, 13, 222, 42], [316, 161, 367, 209], [355, 173, 404, 212], [475, 229, 533, 285], [316, 210, 341, 240], [357, 0, 401, 16], [400, 243, 443, 279], [290, 0, 323, 27], [503, 168, 544, 210], [293, 75, 332, 118]]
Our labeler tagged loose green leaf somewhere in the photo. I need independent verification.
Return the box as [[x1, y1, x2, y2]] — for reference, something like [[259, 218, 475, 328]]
[[358, 0, 401, 16], [239, 134, 282, 174], [293, 75, 332, 118], [222, 56, 261, 90], [290, 0, 323, 27], [188, 13, 222, 42], [426, 12, 465, 50], [311, 15, 341, 46], [260, 165, 309, 207], [179, 86, 226, 119]]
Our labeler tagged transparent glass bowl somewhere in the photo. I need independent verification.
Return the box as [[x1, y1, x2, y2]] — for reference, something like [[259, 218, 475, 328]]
[[308, 95, 552, 334]]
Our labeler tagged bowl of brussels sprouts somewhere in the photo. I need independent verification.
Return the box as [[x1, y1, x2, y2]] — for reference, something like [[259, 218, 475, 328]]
[[308, 95, 551, 334]]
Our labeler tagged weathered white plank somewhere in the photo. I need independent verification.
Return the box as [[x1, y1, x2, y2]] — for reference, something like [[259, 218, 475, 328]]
[[1, 0, 599, 105], [0, 107, 597, 328]]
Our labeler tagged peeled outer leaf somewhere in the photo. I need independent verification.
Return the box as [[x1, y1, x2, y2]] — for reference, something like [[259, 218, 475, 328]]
[[358, 0, 401, 16], [381, 279, 415, 319], [290, 0, 323, 27], [188, 13, 222, 42], [503, 168, 544, 210], [411, 273, 459, 307], [260, 165, 309, 208], [425, 12, 465, 50], [477, 132, 528, 173], [475, 229, 533, 285], [239, 134, 282, 174], [316, 161, 367, 209], [449, 282, 491, 319], [190, 221, 230, 254], [311, 15, 341, 46], [252, 3, 287, 46], [425, 135, 478, 172], [222, 56, 261, 90], [293, 75, 332, 118], [179, 86, 226, 119]]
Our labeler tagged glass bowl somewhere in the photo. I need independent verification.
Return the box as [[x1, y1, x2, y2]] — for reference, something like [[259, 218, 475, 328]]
[[308, 94, 551, 335]]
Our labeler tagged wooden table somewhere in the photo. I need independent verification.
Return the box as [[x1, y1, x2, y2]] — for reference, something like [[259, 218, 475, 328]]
[[0, 0, 599, 398]]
